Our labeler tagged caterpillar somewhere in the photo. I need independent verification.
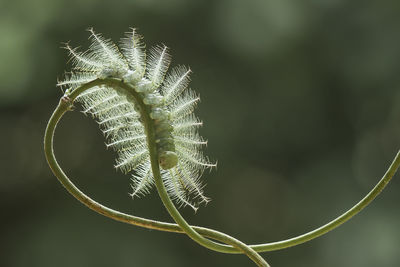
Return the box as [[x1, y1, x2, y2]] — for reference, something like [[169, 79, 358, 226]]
[[58, 28, 216, 210]]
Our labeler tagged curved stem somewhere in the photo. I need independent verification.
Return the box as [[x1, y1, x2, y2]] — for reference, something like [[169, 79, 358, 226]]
[[45, 79, 268, 267], [150, 151, 268, 266], [138, 81, 268, 266], [45, 78, 400, 259]]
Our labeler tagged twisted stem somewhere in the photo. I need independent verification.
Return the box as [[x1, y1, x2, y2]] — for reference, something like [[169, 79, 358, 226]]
[[45, 78, 268, 266], [44, 78, 400, 265]]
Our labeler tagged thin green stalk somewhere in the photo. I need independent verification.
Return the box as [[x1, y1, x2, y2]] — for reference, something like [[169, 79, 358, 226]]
[[150, 153, 268, 266], [136, 80, 268, 266], [45, 78, 400, 260], [147, 120, 268, 266], [45, 78, 268, 266]]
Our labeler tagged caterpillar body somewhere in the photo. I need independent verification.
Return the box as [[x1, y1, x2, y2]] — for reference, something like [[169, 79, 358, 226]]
[[58, 28, 215, 210]]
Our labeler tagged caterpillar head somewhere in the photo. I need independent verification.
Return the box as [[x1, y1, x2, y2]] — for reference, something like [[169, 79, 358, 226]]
[[159, 151, 179, 170], [58, 28, 215, 210]]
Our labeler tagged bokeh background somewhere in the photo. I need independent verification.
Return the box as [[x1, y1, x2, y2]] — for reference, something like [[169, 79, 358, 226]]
[[2, 0, 400, 266]]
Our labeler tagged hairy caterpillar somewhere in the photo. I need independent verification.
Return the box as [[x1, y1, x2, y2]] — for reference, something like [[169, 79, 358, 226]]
[[58, 28, 215, 210]]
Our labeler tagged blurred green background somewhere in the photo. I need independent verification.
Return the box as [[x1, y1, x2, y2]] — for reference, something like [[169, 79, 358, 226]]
[[2, 0, 400, 266]]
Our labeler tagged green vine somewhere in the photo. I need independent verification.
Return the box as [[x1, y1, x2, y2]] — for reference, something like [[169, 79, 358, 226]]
[[45, 78, 400, 266], [44, 29, 400, 266]]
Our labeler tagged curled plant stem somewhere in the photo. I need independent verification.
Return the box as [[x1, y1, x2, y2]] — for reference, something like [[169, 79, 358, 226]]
[[44, 78, 400, 264], [45, 79, 268, 267], [131, 79, 268, 266], [150, 146, 268, 266]]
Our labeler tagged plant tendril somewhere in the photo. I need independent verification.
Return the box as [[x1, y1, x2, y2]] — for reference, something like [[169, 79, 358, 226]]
[[45, 79, 269, 267], [45, 79, 400, 266]]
